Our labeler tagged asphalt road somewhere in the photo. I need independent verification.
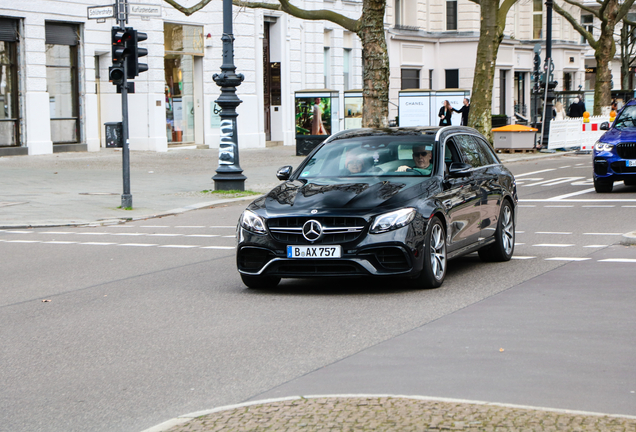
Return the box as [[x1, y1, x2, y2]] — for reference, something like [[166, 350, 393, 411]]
[[1, 154, 635, 432]]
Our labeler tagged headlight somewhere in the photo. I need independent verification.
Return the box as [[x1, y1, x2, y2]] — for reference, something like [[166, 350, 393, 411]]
[[369, 208, 416, 234], [594, 141, 614, 151], [240, 210, 267, 234]]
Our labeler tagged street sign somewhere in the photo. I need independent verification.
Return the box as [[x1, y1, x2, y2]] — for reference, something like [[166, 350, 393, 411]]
[[87, 4, 115, 19], [127, 3, 162, 17]]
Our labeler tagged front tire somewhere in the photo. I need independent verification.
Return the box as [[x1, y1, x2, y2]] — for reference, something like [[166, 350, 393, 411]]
[[479, 200, 515, 262], [594, 177, 613, 193], [240, 274, 281, 289], [413, 216, 447, 289]]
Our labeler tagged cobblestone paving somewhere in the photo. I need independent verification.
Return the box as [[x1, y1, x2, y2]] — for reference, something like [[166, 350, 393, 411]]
[[166, 397, 636, 432]]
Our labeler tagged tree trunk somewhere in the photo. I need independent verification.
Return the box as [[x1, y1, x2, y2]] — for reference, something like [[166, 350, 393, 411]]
[[594, 22, 616, 115], [358, 0, 389, 128], [468, 0, 504, 142]]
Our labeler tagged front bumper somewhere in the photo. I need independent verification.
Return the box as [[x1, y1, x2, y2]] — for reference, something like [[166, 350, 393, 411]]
[[236, 223, 425, 278], [593, 150, 636, 181]]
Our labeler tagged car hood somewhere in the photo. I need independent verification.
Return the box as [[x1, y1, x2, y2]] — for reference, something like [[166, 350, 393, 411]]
[[248, 177, 438, 217], [600, 126, 636, 144]]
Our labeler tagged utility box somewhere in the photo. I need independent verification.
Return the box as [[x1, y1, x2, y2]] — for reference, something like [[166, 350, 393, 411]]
[[492, 124, 538, 150], [105, 122, 123, 148]]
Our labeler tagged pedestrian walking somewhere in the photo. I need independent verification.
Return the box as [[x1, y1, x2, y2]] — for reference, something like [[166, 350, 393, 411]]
[[452, 98, 470, 126], [578, 95, 587, 115], [568, 98, 582, 118], [438, 100, 453, 126]]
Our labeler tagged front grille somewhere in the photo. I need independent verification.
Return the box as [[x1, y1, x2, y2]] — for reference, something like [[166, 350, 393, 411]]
[[610, 161, 636, 174], [361, 247, 411, 271], [268, 217, 367, 245], [275, 262, 361, 275], [238, 247, 275, 272], [594, 158, 608, 175], [617, 142, 636, 159]]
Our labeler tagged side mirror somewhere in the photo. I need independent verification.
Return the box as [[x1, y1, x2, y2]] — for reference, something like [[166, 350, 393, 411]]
[[600, 122, 610, 131], [276, 165, 293, 181], [448, 162, 472, 178]]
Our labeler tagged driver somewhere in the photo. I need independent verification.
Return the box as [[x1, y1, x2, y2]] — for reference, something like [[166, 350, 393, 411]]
[[396, 145, 433, 175]]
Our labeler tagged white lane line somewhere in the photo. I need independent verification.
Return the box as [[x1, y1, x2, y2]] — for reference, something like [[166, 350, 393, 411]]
[[532, 244, 574, 247], [583, 232, 624, 236], [2, 240, 39, 243], [141, 225, 169, 228], [148, 233, 182, 237], [545, 257, 591, 261], [623, 205, 636, 208], [222, 235, 236, 238], [76, 232, 109, 235], [517, 231, 525, 233], [598, 258, 636, 263], [535, 232, 572, 235], [545, 188, 596, 201], [559, 166, 571, 168], [43, 241, 76, 244], [40, 231, 73, 234], [518, 205, 536, 208], [159, 245, 199, 248], [175, 226, 206, 228], [111, 233, 145, 236], [515, 169, 557, 177], [511, 256, 536, 260], [545, 205, 574, 208], [522, 177, 583, 187], [201, 246, 235, 250], [582, 205, 615, 208], [575, 163, 585, 166], [80, 242, 116, 245], [105, 225, 136, 227], [119, 243, 157, 247], [209, 226, 236, 228], [514, 243, 525, 246], [521, 198, 636, 202], [4, 230, 33, 234], [185, 234, 220, 238], [584, 245, 608, 248]]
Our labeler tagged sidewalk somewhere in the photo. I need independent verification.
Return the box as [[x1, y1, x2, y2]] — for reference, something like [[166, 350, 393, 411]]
[[0, 145, 573, 228]]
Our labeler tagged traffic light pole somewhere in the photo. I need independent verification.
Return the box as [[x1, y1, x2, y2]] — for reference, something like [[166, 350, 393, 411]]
[[116, 0, 133, 208]]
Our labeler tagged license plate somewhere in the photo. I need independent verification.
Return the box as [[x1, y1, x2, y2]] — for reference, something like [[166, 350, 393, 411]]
[[627, 160, 636, 167], [287, 245, 341, 258]]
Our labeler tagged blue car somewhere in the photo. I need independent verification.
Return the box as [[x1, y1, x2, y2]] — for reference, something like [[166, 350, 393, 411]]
[[594, 100, 636, 192]]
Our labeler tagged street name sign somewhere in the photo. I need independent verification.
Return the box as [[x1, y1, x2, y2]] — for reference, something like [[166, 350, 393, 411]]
[[128, 3, 162, 17], [87, 4, 116, 19]]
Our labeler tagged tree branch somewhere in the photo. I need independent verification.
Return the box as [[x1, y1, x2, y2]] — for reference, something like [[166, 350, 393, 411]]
[[559, 0, 600, 18], [554, 1, 598, 48], [468, 0, 480, 5], [235, 0, 360, 32], [498, 0, 518, 30], [163, 0, 212, 16], [615, 0, 636, 24]]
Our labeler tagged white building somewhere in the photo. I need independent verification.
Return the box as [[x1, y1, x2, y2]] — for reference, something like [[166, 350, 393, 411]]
[[0, 0, 595, 157]]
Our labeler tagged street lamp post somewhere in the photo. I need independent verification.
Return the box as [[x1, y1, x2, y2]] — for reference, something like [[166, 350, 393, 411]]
[[212, 0, 246, 191]]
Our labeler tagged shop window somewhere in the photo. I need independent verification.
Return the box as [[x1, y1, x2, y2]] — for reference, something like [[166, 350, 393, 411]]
[[164, 23, 203, 144], [0, 18, 20, 147], [45, 22, 80, 144]]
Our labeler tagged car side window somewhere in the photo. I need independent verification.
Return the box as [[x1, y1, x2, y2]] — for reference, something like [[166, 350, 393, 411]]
[[455, 135, 483, 168], [471, 136, 498, 165], [444, 138, 463, 167]]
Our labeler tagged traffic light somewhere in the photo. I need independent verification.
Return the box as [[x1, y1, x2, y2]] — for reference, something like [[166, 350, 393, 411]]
[[110, 27, 134, 84], [126, 30, 149, 79]]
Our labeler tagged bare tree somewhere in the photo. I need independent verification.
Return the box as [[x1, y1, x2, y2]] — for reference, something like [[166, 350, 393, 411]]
[[466, 0, 517, 142], [164, 0, 389, 128], [553, 0, 636, 115], [620, 17, 636, 91]]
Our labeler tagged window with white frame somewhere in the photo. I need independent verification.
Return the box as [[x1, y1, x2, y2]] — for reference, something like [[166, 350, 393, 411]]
[[581, 15, 593, 44], [401, 68, 420, 90], [343, 48, 352, 91], [533, 0, 542, 39], [446, 0, 458, 31]]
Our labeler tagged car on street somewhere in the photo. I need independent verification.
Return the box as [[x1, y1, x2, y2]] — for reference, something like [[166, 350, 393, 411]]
[[594, 100, 636, 192], [236, 126, 518, 289]]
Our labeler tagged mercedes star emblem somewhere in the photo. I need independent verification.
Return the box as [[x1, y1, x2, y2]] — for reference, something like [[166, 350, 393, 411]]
[[302, 219, 323, 242]]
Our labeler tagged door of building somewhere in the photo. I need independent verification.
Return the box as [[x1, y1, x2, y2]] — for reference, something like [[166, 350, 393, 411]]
[[263, 21, 271, 141]]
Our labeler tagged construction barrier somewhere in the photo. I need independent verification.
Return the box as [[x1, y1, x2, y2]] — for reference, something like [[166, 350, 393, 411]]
[[548, 115, 610, 150]]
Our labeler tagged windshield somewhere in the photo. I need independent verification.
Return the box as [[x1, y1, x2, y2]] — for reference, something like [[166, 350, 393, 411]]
[[297, 135, 437, 180], [614, 105, 636, 130]]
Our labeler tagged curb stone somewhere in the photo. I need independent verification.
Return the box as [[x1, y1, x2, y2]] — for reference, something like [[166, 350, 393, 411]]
[[622, 231, 636, 245], [141, 394, 636, 432]]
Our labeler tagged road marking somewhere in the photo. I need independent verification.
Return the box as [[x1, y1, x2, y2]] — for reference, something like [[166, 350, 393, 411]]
[[575, 163, 585, 166], [532, 244, 574, 247], [2, 240, 39, 243], [582, 205, 615, 208], [148, 233, 182, 237], [535, 231, 572, 235], [545, 257, 591, 261], [210, 226, 236, 228], [76, 232, 109, 235], [118, 243, 157, 247], [159, 245, 199, 248], [80, 242, 116, 245], [522, 177, 583, 187], [559, 166, 571, 168], [521, 198, 636, 202], [598, 258, 636, 263], [514, 243, 525, 246], [515, 169, 557, 177], [518, 205, 536, 208], [517, 231, 525, 233], [222, 235, 236, 238], [201, 246, 235, 250], [185, 234, 220, 238], [105, 225, 136, 227], [545, 188, 595, 201], [623, 205, 636, 208], [111, 233, 145, 236], [40, 231, 73, 235], [544, 205, 574, 208], [43, 241, 76, 244], [175, 226, 206, 228], [511, 256, 536, 259], [584, 245, 608, 248], [140, 225, 169, 228], [583, 232, 624, 236]]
